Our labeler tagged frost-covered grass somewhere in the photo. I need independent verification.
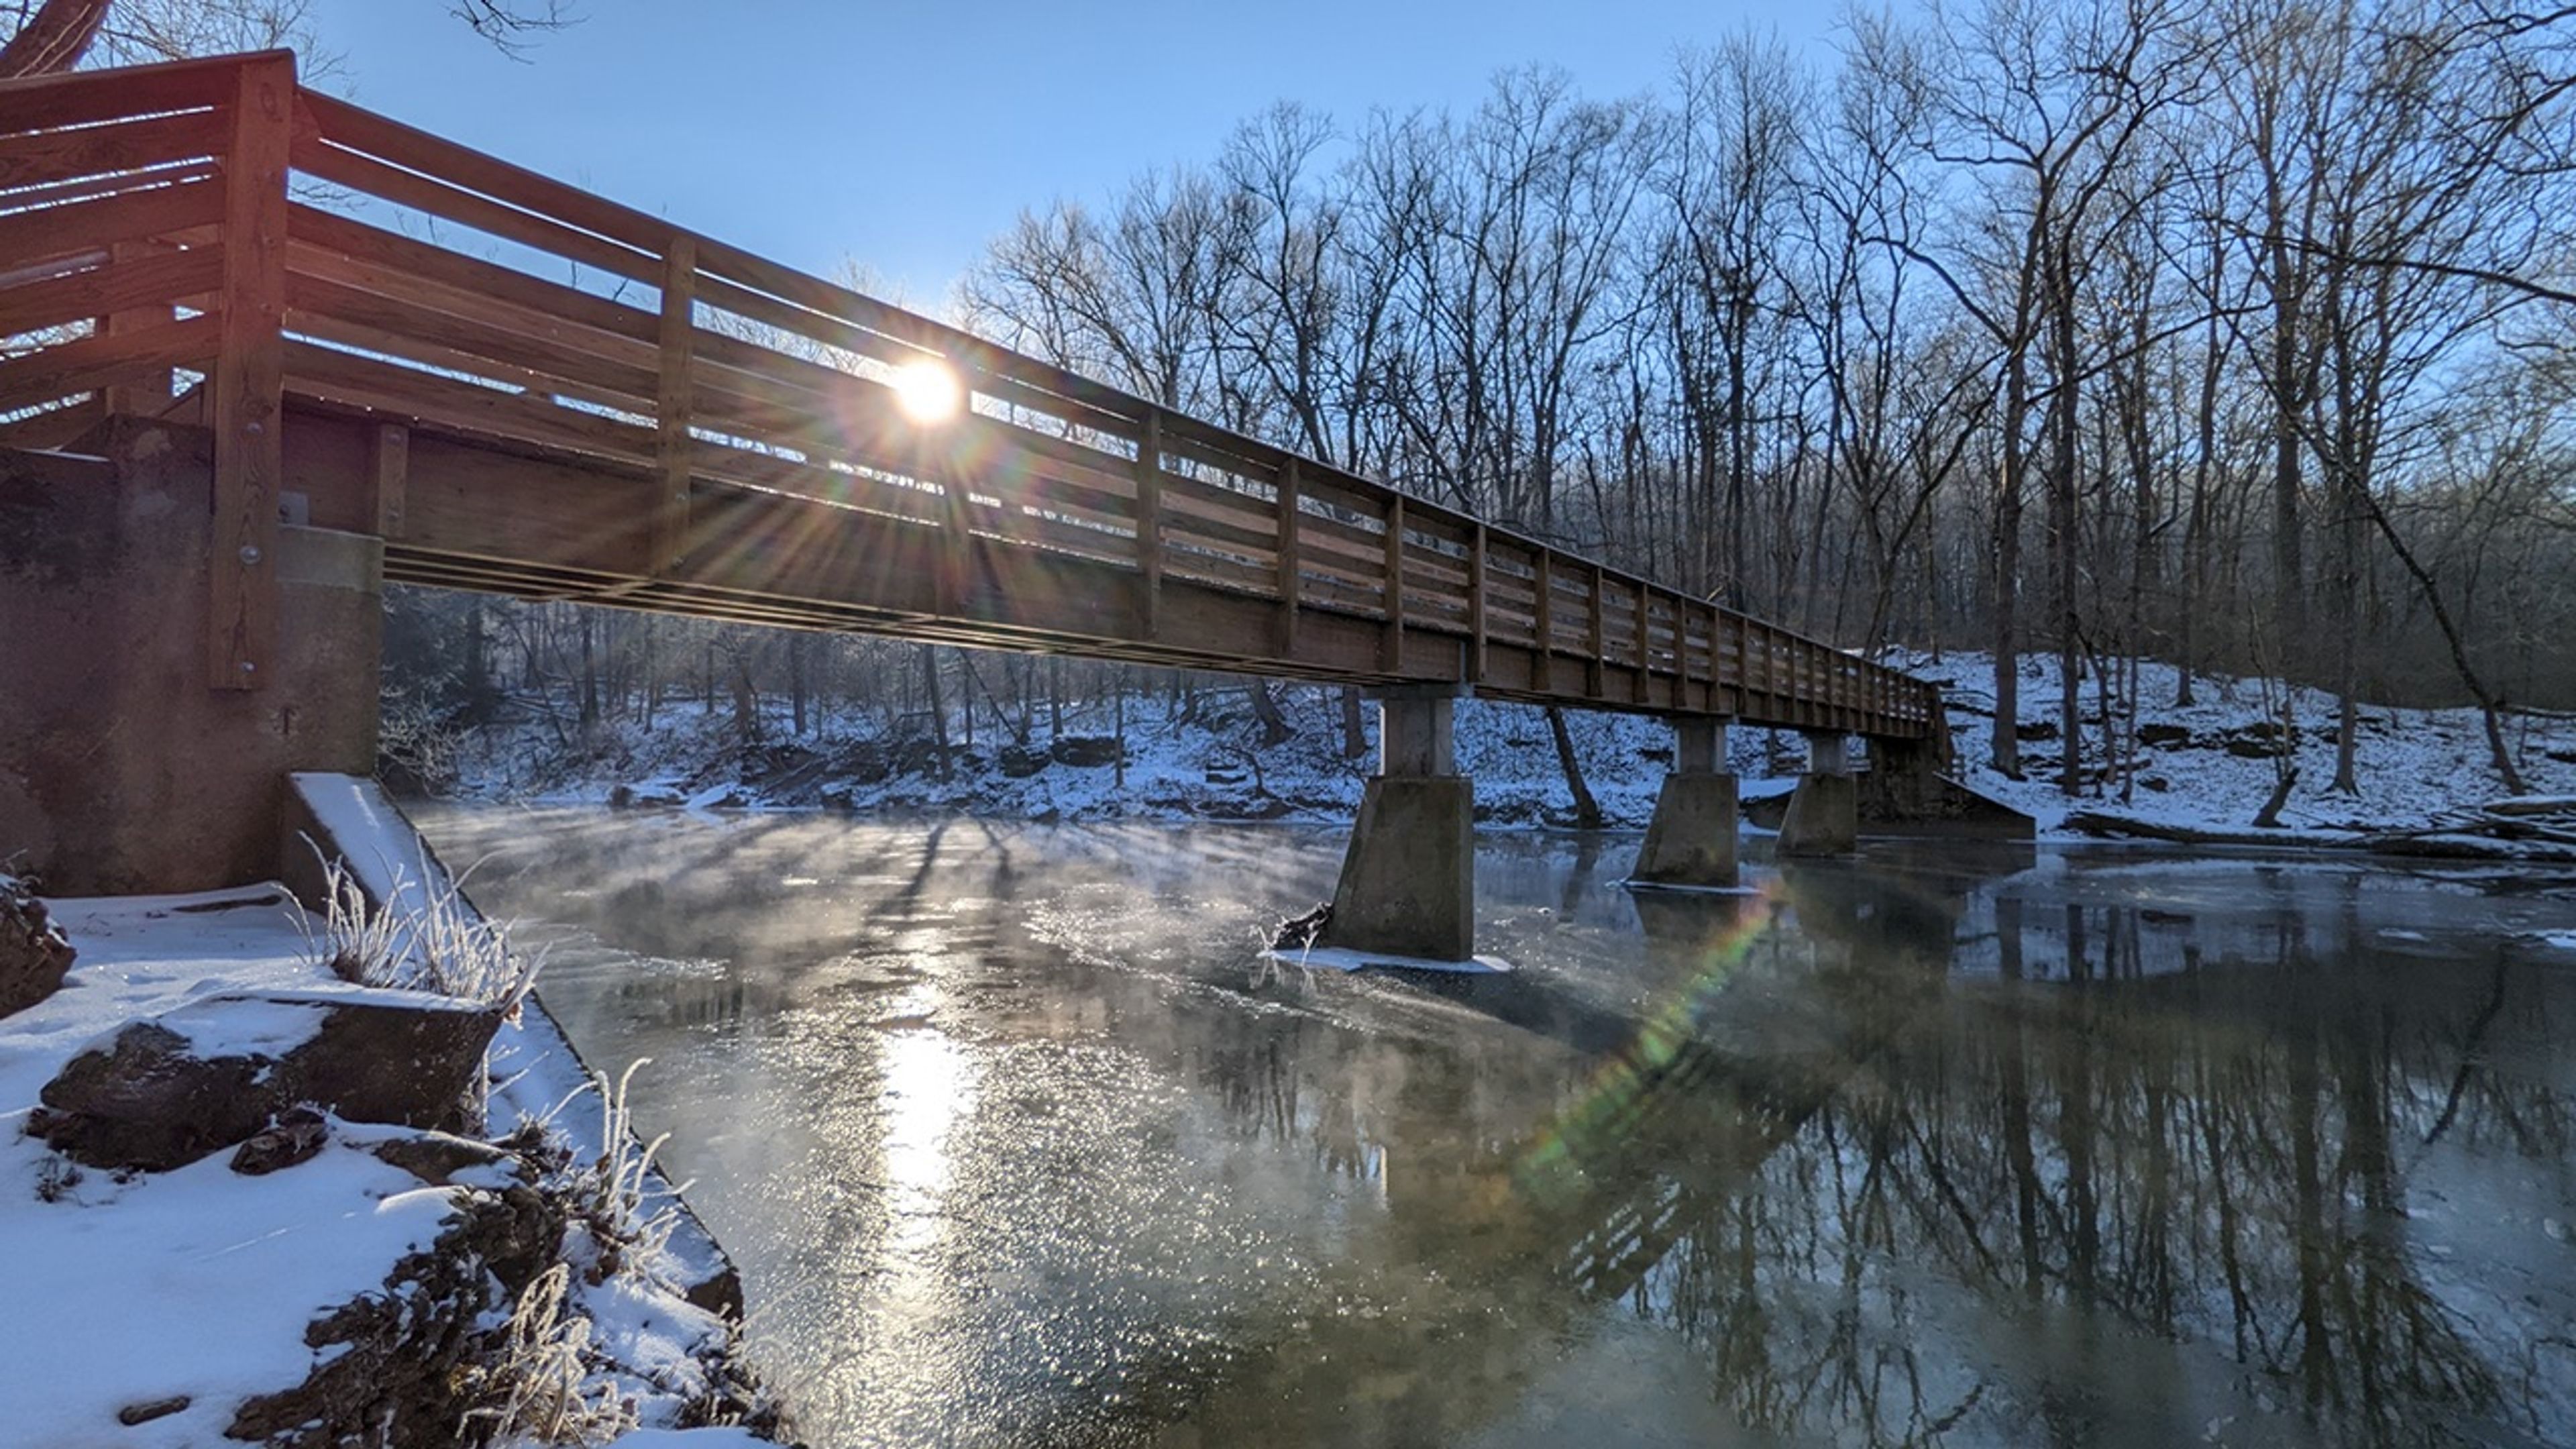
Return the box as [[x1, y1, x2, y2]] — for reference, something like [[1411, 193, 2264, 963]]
[[305, 853, 539, 1010]]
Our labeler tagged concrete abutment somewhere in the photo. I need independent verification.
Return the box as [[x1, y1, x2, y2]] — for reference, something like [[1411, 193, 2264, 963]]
[[0, 422, 383, 894]]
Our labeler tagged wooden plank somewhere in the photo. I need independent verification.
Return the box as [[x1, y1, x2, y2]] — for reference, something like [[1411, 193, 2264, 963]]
[[0, 49, 241, 133], [282, 270, 657, 406], [1382, 494, 1405, 669], [281, 256, 657, 403], [368, 421, 407, 535], [1134, 409, 1163, 639], [98, 240, 201, 411], [209, 56, 292, 691], [0, 310, 213, 411], [0, 178, 223, 280], [286, 207, 659, 352], [302, 90, 675, 264], [0, 109, 226, 195], [0, 241, 213, 339], [288, 131, 650, 285], [0, 159, 215, 216], [281, 339, 657, 465], [649, 235, 696, 575], [0, 394, 101, 447]]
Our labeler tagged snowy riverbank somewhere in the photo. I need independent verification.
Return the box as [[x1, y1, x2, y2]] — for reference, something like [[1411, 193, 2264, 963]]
[[0, 878, 783, 1446], [440, 653, 2576, 850]]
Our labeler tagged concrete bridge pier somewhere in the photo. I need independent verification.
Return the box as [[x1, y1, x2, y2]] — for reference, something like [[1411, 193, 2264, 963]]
[[1778, 731, 1859, 858], [0, 422, 384, 894], [1316, 684, 1475, 963], [1629, 716, 1739, 889]]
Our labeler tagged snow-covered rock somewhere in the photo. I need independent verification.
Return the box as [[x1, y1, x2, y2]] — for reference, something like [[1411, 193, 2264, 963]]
[[31, 986, 502, 1172]]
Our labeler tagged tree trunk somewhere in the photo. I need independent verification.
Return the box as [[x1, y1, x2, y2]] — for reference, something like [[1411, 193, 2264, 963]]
[[1545, 706, 1602, 829], [578, 611, 598, 729], [790, 635, 809, 737], [729, 650, 758, 747], [923, 648, 951, 783], [1248, 680, 1292, 747], [2049, 255, 2084, 799], [1991, 348, 2029, 779]]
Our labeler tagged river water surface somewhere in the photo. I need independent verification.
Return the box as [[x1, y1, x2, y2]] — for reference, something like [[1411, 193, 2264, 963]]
[[419, 807, 2576, 1448]]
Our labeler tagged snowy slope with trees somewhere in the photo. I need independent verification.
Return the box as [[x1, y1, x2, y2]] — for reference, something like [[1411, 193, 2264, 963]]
[[422, 641, 2576, 853]]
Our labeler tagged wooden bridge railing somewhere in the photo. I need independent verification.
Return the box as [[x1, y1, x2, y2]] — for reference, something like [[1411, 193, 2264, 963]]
[[0, 50, 1938, 738]]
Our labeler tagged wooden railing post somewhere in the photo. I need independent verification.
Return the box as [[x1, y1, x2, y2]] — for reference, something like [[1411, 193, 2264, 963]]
[[649, 233, 696, 577], [1132, 409, 1165, 639], [208, 52, 292, 690], [1381, 494, 1405, 670], [1585, 566, 1606, 697], [1275, 456, 1301, 657], [1466, 523, 1487, 683], [99, 239, 174, 415], [368, 422, 407, 537], [1632, 586, 1651, 704], [1532, 549, 1552, 666]]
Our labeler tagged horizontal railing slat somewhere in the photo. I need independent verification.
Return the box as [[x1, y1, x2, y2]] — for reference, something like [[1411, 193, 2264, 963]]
[[0, 243, 218, 337], [0, 109, 226, 197], [0, 310, 217, 413], [0, 177, 222, 278]]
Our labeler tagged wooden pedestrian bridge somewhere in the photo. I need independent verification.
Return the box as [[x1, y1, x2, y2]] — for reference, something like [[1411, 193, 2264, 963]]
[[0, 51, 1953, 963]]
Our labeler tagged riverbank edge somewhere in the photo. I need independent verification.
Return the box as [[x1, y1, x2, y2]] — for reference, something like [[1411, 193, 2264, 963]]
[[0, 776, 789, 1445]]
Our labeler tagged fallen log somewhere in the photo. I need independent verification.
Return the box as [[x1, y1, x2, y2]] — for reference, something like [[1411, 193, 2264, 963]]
[[2061, 810, 2359, 849]]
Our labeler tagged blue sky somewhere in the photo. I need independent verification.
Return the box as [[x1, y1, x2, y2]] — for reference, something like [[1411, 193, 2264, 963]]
[[309, 0, 1849, 306]]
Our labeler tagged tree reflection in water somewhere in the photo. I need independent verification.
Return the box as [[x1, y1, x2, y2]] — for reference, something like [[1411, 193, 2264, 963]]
[[1505, 859, 2575, 1447]]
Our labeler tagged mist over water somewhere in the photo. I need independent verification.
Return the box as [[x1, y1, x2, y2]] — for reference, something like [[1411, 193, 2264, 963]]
[[421, 806, 2576, 1448]]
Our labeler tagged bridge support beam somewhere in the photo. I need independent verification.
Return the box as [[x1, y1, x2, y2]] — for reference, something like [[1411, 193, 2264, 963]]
[[1317, 684, 1474, 963], [1779, 731, 1858, 858], [1631, 716, 1739, 888]]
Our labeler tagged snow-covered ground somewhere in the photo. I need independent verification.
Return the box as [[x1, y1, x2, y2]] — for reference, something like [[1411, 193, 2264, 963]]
[[441, 653, 2576, 849], [0, 883, 773, 1446], [449, 686, 1693, 828], [1896, 649, 2576, 839]]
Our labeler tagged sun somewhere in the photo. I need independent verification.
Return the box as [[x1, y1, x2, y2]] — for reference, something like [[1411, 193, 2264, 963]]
[[892, 357, 965, 425]]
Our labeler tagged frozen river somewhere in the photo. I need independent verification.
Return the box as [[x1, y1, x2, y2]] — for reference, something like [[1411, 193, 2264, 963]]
[[420, 806, 2576, 1448]]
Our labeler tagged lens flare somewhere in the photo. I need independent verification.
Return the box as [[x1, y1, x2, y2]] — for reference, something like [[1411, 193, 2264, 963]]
[[892, 357, 964, 425]]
